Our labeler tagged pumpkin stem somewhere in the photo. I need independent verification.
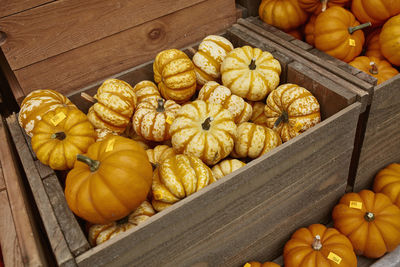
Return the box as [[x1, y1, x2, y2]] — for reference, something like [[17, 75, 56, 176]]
[[312, 235, 323, 251], [321, 0, 328, 12], [81, 92, 97, 103], [51, 132, 66, 140], [348, 22, 372, 34], [274, 111, 289, 128], [364, 212, 375, 222], [156, 98, 165, 112], [201, 117, 214, 131], [116, 216, 130, 225], [369, 62, 379, 75], [77, 154, 101, 172], [249, 59, 257, 70]]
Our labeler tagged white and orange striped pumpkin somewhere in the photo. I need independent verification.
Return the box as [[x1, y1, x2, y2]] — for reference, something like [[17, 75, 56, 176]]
[[146, 145, 176, 168], [198, 81, 252, 124], [249, 101, 269, 127], [212, 159, 246, 180], [264, 84, 321, 142], [132, 80, 161, 104]]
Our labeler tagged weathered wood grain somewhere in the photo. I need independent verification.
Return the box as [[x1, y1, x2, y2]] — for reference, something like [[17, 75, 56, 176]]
[[0, 51, 24, 103], [371, 246, 400, 267], [43, 175, 90, 256], [6, 114, 76, 267], [13, 0, 236, 97], [0, 0, 52, 18], [76, 103, 360, 266], [35, 160, 54, 180], [354, 76, 400, 191], [0, 163, 5, 192], [236, 0, 261, 16], [0, 0, 205, 70]]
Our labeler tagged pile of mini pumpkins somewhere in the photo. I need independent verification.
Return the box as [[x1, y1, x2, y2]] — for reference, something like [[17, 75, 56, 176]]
[[259, 0, 400, 84], [244, 163, 400, 266], [18, 34, 322, 246]]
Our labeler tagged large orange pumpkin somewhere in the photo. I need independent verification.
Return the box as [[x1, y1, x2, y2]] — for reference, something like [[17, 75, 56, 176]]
[[284, 224, 357, 267], [349, 56, 399, 85], [351, 0, 400, 26], [380, 14, 400, 66], [373, 163, 400, 208], [332, 190, 400, 258], [65, 136, 153, 224], [299, 0, 350, 15], [259, 0, 308, 31], [314, 6, 371, 62]]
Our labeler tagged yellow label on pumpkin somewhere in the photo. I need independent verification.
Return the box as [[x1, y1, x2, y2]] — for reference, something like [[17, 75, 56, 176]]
[[243, 264, 251, 267], [293, 121, 303, 132], [349, 39, 356, 47], [105, 138, 115, 152], [349, 201, 363, 209], [166, 116, 174, 125], [327, 252, 342, 264], [50, 112, 66, 126]]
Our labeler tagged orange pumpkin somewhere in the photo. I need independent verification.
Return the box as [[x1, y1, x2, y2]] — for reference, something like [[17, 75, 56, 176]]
[[299, 0, 350, 15], [65, 136, 153, 224], [332, 190, 400, 258], [259, 0, 308, 31], [132, 80, 161, 104], [284, 224, 357, 267], [351, 0, 400, 26], [373, 163, 400, 208], [365, 30, 384, 60], [314, 6, 371, 62], [243, 262, 280, 267], [349, 56, 399, 85], [304, 15, 317, 46], [380, 14, 400, 66], [18, 89, 76, 137]]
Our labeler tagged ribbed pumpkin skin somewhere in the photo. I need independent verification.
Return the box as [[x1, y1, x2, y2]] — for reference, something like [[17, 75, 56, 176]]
[[132, 80, 161, 104], [198, 81, 253, 124], [259, 0, 308, 31], [65, 136, 153, 224], [232, 122, 282, 159], [365, 30, 384, 60], [170, 100, 237, 165], [31, 107, 95, 170], [19, 89, 77, 137], [221, 46, 281, 101], [373, 163, 400, 208], [243, 262, 280, 267], [284, 224, 357, 267], [314, 6, 367, 62], [193, 35, 234, 85], [351, 0, 400, 26], [146, 145, 176, 168], [264, 84, 321, 142], [212, 159, 246, 180], [153, 49, 197, 103], [88, 201, 155, 246], [305, 15, 317, 46], [95, 128, 117, 142], [332, 190, 400, 258], [133, 98, 180, 141], [299, 0, 349, 15], [380, 15, 400, 66], [151, 155, 214, 211], [249, 101, 269, 127], [349, 56, 399, 85], [87, 79, 137, 134]]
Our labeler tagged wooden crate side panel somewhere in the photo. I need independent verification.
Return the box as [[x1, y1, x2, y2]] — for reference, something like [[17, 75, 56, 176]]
[[236, 0, 261, 17], [0, 162, 4, 192], [75, 103, 360, 266], [43, 175, 90, 256], [0, 0, 206, 69], [167, 149, 351, 266], [0, 0, 52, 18], [13, 0, 237, 97], [6, 114, 76, 267], [354, 76, 400, 191]]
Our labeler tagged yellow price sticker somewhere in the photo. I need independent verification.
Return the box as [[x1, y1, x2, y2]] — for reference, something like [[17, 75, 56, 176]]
[[166, 116, 174, 125], [327, 252, 342, 264], [349, 39, 356, 47], [50, 112, 66, 126], [349, 201, 363, 210], [293, 121, 303, 133], [105, 138, 115, 152]]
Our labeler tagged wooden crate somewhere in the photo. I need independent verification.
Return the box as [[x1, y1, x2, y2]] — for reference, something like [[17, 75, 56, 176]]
[[6, 23, 362, 266], [239, 17, 400, 193], [0, 0, 237, 103]]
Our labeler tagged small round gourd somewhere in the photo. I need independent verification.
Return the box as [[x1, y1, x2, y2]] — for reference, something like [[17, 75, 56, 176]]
[[380, 15, 400, 66], [31, 107, 95, 170], [133, 98, 181, 141], [152, 154, 215, 211], [19, 89, 77, 137], [221, 46, 281, 101], [349, 56, 399, 85], [132, 80, 161, 104], [87, 79, 137, 133], [170, 100, 237, 165], [88, 201, 155, 246], [198, 81, 252, 124], [264, 84, 321, 142], [299, 0, 350, 15], [212, 159, 246, 180], [153, 49, 197, 103], [373, 163, 400, 208], [192, 35, 234, 85], [146, 145, 176, 168]]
